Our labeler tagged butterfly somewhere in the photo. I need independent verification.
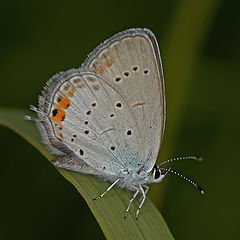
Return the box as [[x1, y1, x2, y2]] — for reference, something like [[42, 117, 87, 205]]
[[26, 28, 204, 219]]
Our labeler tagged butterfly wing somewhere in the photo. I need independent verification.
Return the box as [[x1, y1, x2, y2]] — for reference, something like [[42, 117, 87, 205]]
[[36, 28, 165, 176], [83, 28, 166, 172], [37, 69, 146, 175]]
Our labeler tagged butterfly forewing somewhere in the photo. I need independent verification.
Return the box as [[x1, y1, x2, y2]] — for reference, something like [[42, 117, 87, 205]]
[[83, 29, 165, 171]]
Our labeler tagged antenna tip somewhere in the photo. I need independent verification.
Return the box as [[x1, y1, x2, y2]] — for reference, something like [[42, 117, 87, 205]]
[[198, 186, 204, 195], [196, 156, 203, 161]]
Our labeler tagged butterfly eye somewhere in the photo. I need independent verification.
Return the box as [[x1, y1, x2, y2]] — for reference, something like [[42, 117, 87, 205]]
[[154, 168, 161, 179]]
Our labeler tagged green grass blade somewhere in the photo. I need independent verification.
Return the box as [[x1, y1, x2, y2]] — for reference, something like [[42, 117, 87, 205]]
[[150, 0, 221, 206], [0, 108, 174, 240]]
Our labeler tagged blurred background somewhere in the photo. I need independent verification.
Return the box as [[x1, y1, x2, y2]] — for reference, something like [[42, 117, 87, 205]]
[[0, 0, 239, 239]]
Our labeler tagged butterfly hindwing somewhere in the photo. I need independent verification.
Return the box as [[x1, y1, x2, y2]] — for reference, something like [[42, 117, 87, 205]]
[[39, 69, 143, 175]]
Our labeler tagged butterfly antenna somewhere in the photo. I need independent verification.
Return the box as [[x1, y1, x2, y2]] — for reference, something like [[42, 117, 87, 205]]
[[160, 167, 204, 195], [159, 156, 202, 166]]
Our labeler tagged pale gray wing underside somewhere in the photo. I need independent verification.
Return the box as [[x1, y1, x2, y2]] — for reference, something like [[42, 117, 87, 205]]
[[35, 28, 165, 175]]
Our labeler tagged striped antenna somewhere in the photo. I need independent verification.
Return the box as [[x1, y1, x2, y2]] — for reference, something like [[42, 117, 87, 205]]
[[159, 156, 202, 166], [160, 167, 204, 195]]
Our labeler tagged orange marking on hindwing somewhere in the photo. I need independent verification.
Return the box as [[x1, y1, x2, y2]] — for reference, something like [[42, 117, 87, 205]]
[[87, 77, 96, 82], [104, 58, 113, 67], [58, 97, 70, 109], [67, 90, 74, 97], [73, 78, 81, 84], [59, 133, 63, 140], [63, 84, 70, 91], [78, 83, 85, 88], [132, 102, 146, 107], [100, 128, 114, 135], [92, 85, 100, 91], [97, 66, 104, 74], [51, 108, 65, 123]]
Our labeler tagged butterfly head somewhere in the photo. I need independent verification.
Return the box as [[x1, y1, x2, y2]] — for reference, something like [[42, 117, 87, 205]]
[[146, 156, 204, 195], [148, 164, 166, 184]]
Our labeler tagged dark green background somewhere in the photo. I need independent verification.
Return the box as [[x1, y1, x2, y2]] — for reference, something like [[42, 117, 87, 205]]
[[0, 0, 239, 239]]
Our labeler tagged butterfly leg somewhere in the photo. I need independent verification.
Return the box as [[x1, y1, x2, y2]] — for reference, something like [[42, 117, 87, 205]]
[[93, 179, 120, 200], [124, 187, 139, 219], [139, 184, 149, 202], [136, 185, 146, 220]]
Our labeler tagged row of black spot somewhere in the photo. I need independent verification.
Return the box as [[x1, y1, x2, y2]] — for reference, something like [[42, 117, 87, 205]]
[[78, 98, 130, 157], [78, 129, 133, 156], [114, 67, 149, 82]]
